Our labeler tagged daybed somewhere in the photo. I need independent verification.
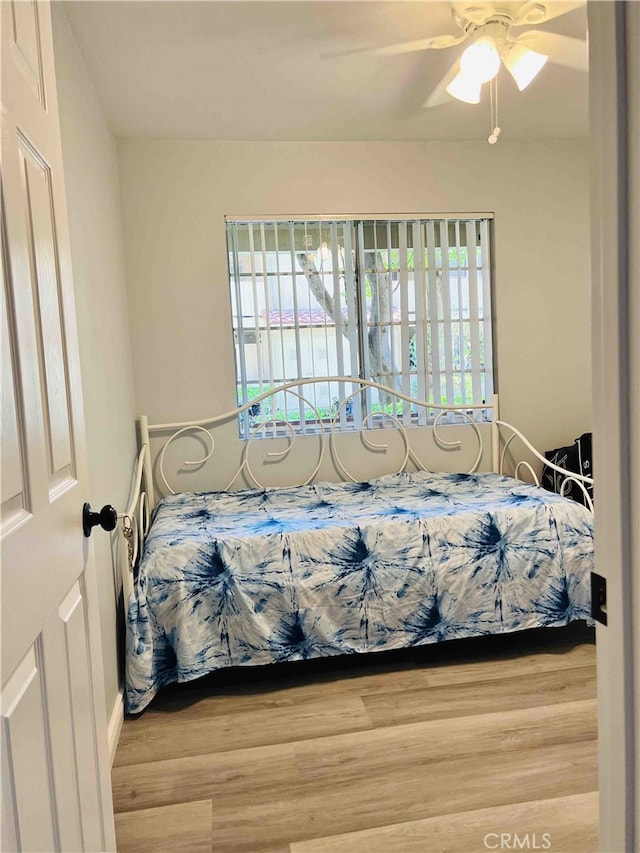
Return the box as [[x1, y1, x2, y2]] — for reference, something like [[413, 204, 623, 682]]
[[119, 379, 595, 714]]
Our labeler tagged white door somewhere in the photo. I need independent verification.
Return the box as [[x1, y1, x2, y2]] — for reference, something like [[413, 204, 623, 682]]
[[1, 1, 116, 850], [589, 1, 639, 851]]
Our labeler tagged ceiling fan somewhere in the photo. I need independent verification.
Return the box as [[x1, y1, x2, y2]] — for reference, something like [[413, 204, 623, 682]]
[[365, 1, 588, 117]]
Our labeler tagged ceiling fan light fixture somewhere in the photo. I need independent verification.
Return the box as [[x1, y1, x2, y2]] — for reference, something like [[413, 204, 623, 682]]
[[446, 70, 482, 104], [459, 36, 501, 83], [502, 42, 548, 90]]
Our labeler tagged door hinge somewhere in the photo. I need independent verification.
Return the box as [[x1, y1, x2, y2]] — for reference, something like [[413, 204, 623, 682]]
[[591, 572, 607, 626]]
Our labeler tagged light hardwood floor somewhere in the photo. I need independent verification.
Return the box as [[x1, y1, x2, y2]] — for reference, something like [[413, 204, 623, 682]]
[[112, 624, 598, 853]]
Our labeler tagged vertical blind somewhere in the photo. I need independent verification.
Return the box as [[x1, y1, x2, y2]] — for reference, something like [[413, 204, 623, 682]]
[[226, 217, 494, 437]]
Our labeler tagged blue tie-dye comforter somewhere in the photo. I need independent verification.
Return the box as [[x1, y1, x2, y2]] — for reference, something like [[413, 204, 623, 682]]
[[126, 471, 594, 713]]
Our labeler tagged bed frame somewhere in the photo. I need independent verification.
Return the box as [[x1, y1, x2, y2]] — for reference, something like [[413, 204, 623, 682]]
[[117, 378, 594, 604]]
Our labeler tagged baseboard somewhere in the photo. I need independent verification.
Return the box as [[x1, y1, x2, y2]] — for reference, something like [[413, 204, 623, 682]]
[[107, 687, 125, 766]]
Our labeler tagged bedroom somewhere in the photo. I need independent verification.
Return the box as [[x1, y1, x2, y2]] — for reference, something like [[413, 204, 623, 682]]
[[1, 1, 637, 852]]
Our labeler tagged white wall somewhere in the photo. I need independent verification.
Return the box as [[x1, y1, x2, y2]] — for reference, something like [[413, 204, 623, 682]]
[[118, 139, 590, 488], [52, 7, 137, 722]]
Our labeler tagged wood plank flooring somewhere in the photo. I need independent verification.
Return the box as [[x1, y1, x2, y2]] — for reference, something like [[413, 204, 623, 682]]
[[112, 624, 598, 853]]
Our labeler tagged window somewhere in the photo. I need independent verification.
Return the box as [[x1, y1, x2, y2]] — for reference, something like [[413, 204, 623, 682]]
[[226, 216, 494, 437]]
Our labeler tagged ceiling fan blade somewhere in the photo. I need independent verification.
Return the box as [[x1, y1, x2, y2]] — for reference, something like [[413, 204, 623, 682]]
[[515, 30, 588, 71], [451, 2, 496, 26], [423, 60, 461, 109], [512, 1, 586, 26], [362, 33, 466, 57], [322, 32, 465, 59]]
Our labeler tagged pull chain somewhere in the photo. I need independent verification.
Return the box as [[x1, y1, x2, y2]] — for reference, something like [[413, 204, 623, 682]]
[[488, 76, 501, 145]]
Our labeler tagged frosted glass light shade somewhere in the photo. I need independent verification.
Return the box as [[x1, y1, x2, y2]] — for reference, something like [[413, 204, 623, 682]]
[[503, 43, 548, 90], [459, 37, 501, 83], [446, 71, 482, 104]]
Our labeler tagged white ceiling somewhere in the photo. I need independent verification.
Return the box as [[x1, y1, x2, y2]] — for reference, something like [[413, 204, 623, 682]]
[[62, 0, 588, 142]]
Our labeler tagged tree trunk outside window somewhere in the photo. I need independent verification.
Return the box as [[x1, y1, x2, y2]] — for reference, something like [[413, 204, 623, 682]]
[[296, 250, 399, 404]]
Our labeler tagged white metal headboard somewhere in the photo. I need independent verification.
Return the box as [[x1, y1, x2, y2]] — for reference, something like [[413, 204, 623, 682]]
[[148, 377, 495, 495], [118, 377, 594, 604]]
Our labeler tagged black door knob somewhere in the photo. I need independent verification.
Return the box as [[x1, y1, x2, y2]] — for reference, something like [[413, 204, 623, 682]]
[[82, 503, 118, 537]]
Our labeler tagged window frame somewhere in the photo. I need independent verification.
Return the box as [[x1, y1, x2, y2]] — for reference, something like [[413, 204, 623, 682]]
[[226, 214, 496, 438]]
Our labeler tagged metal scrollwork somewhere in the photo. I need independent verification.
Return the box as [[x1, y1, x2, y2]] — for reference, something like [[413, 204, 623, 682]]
[[495, 419, 594, 512], [432, 409, 483, 473], [227, 389, 326, 490], [561, 476, 594, 512], [158, 425, 215, 495], [330, 389, 414, 482], [514, 460, 540, 485]]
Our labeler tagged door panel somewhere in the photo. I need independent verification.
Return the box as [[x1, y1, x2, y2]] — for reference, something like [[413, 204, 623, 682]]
[[58, 582, 104, 851], [6, 0, 46, 106], [1, 1, 115, 849], [1, 230, 30, 532], [17, 129, 75, 496], [2, 645, 58, 853]]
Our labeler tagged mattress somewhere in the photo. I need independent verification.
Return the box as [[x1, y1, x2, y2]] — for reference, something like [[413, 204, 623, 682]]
[[126, 470, 594, 713]]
